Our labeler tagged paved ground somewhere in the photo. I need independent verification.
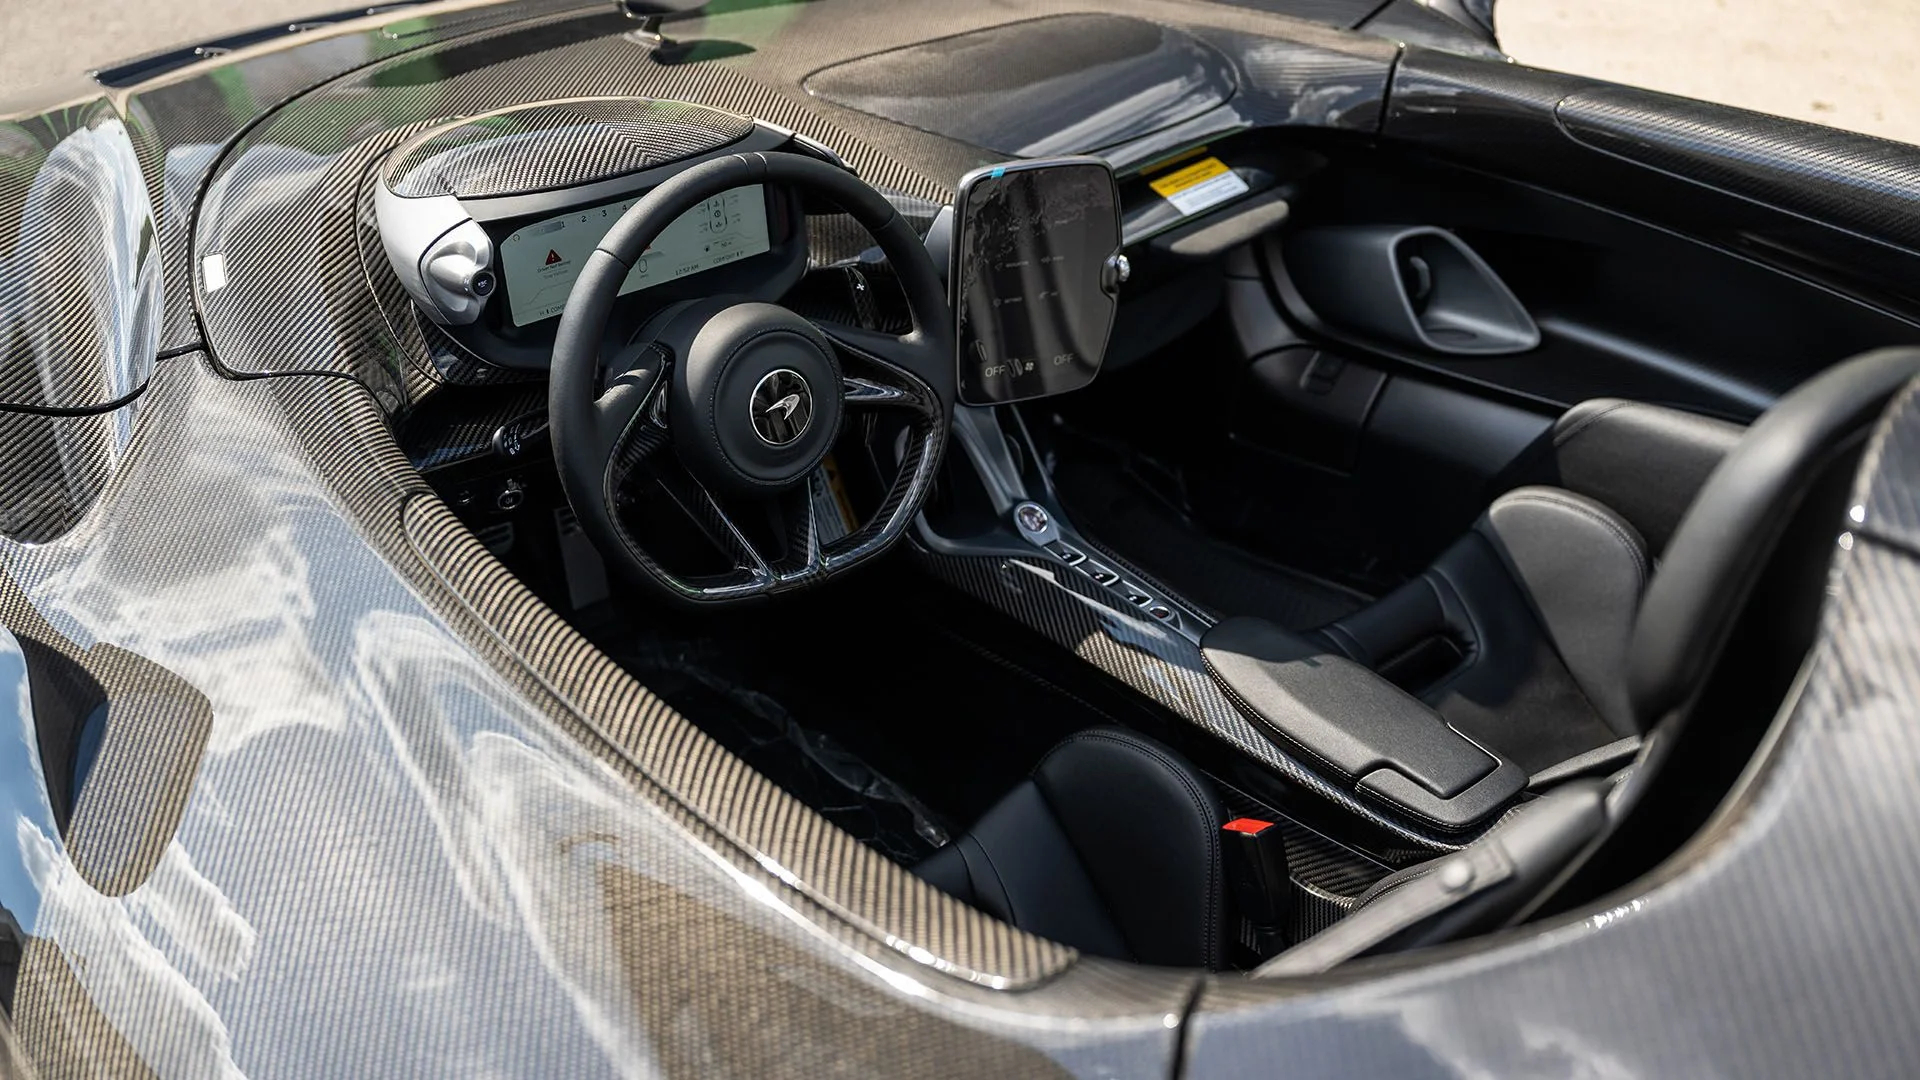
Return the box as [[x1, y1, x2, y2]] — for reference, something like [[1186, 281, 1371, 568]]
[[1497, 0, 1920, 145], [0, 0, 1916, 146], [0, 0, 328, 100]]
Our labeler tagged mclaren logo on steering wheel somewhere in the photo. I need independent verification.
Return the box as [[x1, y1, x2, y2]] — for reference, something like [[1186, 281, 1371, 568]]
[[750, 369, 814, 446]]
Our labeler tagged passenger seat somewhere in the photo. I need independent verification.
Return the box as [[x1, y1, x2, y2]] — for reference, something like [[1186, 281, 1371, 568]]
[[1313, 399, 1744, 776]]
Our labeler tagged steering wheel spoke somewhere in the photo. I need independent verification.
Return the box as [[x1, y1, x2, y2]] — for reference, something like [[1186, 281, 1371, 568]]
[[819, 324, 942, 417], [593, 342, 672, 476]]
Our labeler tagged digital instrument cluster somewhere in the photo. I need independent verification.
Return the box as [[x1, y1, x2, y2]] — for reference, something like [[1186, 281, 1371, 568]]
[[497, 186, 773, 327]]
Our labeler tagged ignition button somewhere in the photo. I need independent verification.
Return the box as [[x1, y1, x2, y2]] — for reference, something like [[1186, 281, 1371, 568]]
[[1015, 504, 1051, 535]]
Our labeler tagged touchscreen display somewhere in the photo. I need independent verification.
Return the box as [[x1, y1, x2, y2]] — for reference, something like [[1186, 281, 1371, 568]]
[[499, 184, 771, 327], [953, 160, 1121, 406]]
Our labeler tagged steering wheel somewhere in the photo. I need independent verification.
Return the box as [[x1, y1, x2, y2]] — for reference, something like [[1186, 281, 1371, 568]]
[[548, 152, 953, 603]]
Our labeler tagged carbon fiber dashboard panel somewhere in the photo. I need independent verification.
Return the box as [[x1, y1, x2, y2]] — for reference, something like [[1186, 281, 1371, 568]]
[[385, 97, 755, 198], [0, 357, 1198, 1077], [804, 14, 1240, 158], [1185, 380, 1920, 1078], [190, 2, 1393, 405]]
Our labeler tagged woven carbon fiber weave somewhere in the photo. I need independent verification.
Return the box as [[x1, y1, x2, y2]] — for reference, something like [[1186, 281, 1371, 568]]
[[4, 3, 1919, 1076], [0, 106, 159, 412], [109, 1, 593, 352], [188, 0, 1395, 398], [1557, 86, 1920, 255], [385, 97, 756, 199], [0, 405, 137, 544]]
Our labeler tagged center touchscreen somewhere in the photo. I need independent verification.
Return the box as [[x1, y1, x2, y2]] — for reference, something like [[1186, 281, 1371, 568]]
[[952, 159, 1122, 406], [499, 184, 771, 327]]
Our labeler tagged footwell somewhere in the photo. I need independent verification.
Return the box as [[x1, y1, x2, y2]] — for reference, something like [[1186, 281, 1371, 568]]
[[619, 639, 954, 864]]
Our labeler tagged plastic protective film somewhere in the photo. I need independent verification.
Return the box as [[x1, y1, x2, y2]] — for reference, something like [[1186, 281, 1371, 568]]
[[953, 160, 1121, 406]]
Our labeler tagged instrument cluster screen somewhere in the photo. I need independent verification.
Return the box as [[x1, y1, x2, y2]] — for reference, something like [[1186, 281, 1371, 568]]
[[499, 184, 771, 327], [952, 160, 1122, 406]]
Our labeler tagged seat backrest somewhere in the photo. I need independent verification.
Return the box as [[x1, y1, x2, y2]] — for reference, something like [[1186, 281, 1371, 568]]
[[914, 727, 1228, 968], [1629, 348, 1920, 726]]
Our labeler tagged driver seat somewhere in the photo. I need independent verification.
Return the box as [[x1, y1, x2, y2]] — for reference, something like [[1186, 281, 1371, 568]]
[[913, 728, 1229, 969]]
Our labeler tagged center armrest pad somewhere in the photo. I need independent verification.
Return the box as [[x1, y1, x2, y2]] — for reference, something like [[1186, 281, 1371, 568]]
[[1202, 616, 1525, 829]]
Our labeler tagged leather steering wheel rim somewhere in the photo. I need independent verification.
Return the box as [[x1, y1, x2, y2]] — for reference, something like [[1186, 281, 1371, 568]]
[[548, 151, 954, 603]]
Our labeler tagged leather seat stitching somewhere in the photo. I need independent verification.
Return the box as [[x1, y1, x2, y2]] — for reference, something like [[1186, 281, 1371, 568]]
[[1551, 399, 1634, 448]]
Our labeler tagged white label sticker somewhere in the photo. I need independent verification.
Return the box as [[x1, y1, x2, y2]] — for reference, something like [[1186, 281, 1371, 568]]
[[1148, 156, 1251, 216], [1164, 170, 1249, 216], [201, 253, 228, 293]]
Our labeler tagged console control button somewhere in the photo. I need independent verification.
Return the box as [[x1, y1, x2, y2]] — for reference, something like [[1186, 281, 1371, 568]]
[[1046, 541, 1086, 564]]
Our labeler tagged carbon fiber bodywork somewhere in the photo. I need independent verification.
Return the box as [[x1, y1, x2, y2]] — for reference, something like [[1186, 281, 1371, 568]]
[[0, 354, 1200, 1076], [0, 0, 1918, 1076], [385, 98, 755, 198], [113, 1, 593, 351], [0, 105, 158, 411]]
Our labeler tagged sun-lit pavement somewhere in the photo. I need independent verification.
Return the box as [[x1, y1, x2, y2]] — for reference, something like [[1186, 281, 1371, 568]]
[[1497, 0, 1920, 146], [0, 0, 330, 103], [0, 0, 1916, 146]]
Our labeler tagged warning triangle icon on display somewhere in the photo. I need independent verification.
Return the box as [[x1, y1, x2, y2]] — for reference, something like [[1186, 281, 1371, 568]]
[[545, 249, 563, 265]]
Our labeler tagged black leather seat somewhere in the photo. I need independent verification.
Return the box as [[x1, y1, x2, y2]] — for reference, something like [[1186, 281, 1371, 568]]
[[1312, 398, 1745, 776], [913, 728, 1228, 969]]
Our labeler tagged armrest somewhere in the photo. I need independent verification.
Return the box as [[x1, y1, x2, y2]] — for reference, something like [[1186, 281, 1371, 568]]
[[1202, 616, 1525, 831]]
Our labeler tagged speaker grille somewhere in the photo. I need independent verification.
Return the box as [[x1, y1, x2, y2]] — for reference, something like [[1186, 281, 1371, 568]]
[[384, 96, 755, 200]]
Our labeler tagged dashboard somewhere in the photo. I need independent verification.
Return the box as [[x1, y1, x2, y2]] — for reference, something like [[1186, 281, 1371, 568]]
[[372, 102, 812, 370], [373, 99, 1138, 399]]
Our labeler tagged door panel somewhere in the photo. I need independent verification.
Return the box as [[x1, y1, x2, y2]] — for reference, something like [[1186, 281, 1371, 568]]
[[1049, 43, 1920, 602], [1269, 151, 1920, 419], [1384, 48, 1920, 328]]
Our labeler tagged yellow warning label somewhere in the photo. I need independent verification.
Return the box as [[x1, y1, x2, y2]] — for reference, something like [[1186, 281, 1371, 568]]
[[1146, 155, 1250, 216], [1148, 156, 1232, 197]]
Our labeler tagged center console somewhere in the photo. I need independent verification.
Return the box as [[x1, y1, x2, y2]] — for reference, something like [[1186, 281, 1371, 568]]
[[917, 161, 1523, 845]]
